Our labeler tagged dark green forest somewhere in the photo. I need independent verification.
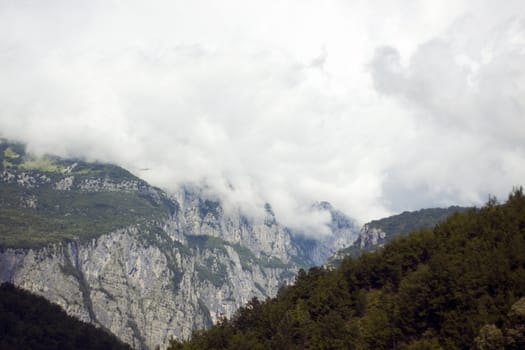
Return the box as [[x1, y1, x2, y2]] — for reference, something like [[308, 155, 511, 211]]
[[170, 188, 525, 350], [0, 283, 131, 350]]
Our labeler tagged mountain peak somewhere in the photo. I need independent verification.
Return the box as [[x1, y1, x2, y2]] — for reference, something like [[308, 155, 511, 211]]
[[313, 201, 333, 210]]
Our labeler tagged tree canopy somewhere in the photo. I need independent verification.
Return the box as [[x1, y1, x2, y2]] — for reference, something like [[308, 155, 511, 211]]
[[0, 283, 131, 350]]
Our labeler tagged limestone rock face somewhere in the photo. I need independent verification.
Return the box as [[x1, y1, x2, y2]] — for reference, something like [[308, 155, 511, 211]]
[[0, 196, 356, 349], [0, 184, 318, 349], [0, 193, 357, 349], [356, 224, 387, 248], [0, 220, 296, 350], [0, 143, 359, 350], [290, 201, 361, 267]]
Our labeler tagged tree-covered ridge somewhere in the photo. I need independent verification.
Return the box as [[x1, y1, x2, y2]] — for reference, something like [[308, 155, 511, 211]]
[[332, 206, 468, 261], [0, 141, 175, 248], [170, 188, 525, 350], [365, 205, 468, 239], [0, 282, 132, 350]]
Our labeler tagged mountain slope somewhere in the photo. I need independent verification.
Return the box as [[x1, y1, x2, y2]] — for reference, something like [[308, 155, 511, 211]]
[[291, 201, 360, 267], [0, 141, 357, 349], [0, 282, 132, 350], [329, 206, 468, 264], [169, 188, 525, 350], [0, 141, 174, 248]]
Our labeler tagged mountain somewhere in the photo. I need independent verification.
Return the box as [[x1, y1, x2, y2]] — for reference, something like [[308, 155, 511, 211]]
[[0, 141, 357, 349], [0, 141, 175, 248], [169, 188, 525, 350], [290, 201, 360, 267], [329, 206, 469, 265], [0, 282, 132, 350]]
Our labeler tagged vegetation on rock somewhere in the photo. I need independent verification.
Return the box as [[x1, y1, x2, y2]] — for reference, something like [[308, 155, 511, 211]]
[[0, 141, 173, 248], [333, 206, 468, 261]]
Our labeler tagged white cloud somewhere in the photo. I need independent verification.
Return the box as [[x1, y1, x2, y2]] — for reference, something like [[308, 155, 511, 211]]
[[1, 0, 524, 235], [370, 6, 525, 210]]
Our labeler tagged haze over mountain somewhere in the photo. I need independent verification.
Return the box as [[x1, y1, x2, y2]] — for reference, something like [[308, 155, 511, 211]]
[[0, 141, 467, 349], [1, 1, 524, 235], [0, 142, 360, 349], [2, 2, 524, 349]]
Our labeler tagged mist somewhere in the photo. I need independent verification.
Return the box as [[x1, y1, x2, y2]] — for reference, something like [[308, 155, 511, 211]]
[[1, 0, 524, 234]]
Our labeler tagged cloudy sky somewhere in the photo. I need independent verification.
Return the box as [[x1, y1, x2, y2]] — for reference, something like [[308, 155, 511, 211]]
[[1, 0, 524, 232]]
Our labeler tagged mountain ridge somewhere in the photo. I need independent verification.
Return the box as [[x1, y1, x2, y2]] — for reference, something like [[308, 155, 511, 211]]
[[328, 205, 470, 265], [0, 141, 358, 349]]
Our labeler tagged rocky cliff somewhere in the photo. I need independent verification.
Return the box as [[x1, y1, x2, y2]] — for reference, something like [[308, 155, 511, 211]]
[[0, 141, 358, 349], [0, 224, 293, 349], [290, 201, 360, 267]]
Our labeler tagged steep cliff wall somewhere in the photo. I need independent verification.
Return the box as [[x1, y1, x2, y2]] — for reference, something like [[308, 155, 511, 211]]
[[0, 142, 358, 349], [0, 222, 295, 349]]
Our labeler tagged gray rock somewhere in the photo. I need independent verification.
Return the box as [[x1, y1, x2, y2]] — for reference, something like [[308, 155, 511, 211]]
[[0, 146, 358, 349]]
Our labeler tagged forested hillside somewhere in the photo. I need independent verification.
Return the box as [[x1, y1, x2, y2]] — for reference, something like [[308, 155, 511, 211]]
[[170, 188, 525, 350], [0, 283, 131, 350], [331, 206, 468, 262]]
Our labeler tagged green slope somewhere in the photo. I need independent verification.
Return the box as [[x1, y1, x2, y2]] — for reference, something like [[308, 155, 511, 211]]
[[0, 141, 175, 248], [331, 206, 469, 263], [170, 188, 525, 350]]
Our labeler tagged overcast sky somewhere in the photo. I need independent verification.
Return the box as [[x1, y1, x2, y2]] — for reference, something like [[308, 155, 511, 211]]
[[1, 0, 524, 233]]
